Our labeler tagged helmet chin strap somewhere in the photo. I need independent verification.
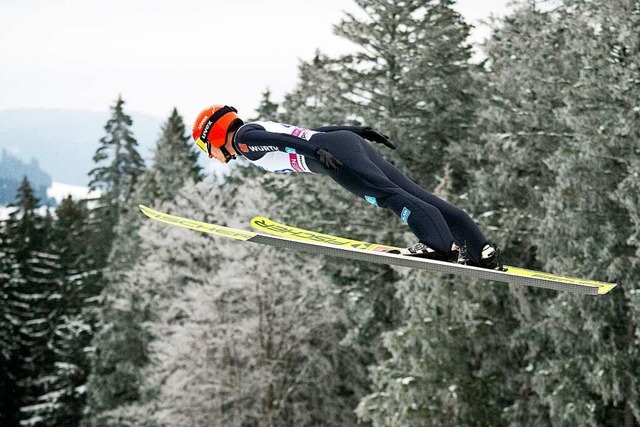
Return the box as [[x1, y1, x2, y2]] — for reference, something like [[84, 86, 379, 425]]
[[220, 145, 236, 163]]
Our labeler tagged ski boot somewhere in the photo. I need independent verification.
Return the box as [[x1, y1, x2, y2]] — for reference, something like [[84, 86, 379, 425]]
[[390, 242, 460, 263], [458, 242, 504, 270]]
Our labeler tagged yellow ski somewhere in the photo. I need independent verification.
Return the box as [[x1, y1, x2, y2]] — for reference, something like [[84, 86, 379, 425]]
[[250, 216, 398, 252], [138, 206, 615, 295], [139, 204, 257, 241], [250, 216, 616, 295]]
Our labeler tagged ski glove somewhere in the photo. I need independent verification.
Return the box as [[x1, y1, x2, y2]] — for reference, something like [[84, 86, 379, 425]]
[[316, 148, 343, 171], [362, 127, 396, 149]]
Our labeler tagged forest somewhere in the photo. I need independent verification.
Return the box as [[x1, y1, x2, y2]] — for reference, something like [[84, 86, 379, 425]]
[[1, 0, 639, 426]]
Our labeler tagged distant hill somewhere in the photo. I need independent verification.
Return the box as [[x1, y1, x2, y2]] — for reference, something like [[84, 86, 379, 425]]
[[0, 109, 165, 186], [0, 149, 55, 206]]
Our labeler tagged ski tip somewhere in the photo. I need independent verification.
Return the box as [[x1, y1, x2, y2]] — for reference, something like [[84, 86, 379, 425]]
[[139, 205, 158, 220], [250, 216, 269, 227], [597, 283, 617, 295]]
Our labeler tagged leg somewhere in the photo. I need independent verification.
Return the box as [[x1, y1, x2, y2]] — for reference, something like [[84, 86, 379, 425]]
[[361, 143, 488, 262], [314, 132, 456, 253]]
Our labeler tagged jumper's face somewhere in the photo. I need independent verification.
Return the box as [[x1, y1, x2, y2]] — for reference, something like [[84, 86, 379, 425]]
[[208, 146, 228, 164]]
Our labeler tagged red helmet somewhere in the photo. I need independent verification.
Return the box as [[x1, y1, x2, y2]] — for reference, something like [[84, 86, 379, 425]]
[[192, 105, 240, 155]]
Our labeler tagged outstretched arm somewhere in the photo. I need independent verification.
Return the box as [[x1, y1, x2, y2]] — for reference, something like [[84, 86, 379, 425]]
[[312, 125, 368, 134], [312, 125, 395, 149], [233, 123, 343, 171], [234, 124, 319, 158]]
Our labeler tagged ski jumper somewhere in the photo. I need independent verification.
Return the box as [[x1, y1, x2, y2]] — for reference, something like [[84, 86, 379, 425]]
[[232, 121, 489, 263]]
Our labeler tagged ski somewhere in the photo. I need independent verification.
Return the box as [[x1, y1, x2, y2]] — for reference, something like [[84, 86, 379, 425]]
[[139, 205, 615, 295], [250, 216, 616, 296]]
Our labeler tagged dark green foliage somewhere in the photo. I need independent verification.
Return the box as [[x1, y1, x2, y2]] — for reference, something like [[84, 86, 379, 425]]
[[520, 2, 640, 425], [140, 108, 203, 203], [85, 95, 146, 274], [81, 104, 150, 426], [80, 95, 150, 426], [332, 0, 476, 191], [88, 95, 145, 204], [251, 89, 281, 121], [21, 197, 102, 427], [83, 296, 150, 417], [82, 108, 198, 426], [0, 203, 23, 427], [467, 1, 640, 426], [0, 178, 57, 425]]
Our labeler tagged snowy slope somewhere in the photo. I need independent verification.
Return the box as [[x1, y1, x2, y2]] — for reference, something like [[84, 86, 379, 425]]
[[47, 182, 99, 204], [0, 182, 100, 220]]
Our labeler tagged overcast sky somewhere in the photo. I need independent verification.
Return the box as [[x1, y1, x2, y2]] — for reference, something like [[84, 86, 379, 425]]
[[0, 0, 512, 123]]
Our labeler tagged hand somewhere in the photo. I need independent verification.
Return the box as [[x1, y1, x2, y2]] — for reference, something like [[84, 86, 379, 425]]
[[362, 127, 396, 149], [316, 148, 343, 171]]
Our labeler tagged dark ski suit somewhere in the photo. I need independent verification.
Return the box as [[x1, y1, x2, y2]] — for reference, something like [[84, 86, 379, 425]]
[[232, 121, 488, 263]]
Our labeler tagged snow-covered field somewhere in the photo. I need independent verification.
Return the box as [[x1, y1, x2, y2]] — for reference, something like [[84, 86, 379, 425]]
[[47, 182, 99, 204], [0, 182, 99, 220]]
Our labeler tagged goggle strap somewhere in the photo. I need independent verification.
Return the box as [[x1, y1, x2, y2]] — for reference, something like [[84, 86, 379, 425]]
[[199, 105, 238, 144]]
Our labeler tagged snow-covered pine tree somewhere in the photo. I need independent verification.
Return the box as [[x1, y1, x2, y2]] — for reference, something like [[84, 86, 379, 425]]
[[83, 108, 204, 426], [22, 196, 101, 427], [262, 4, 488, 424], [276, 63, 403, 401], [87, 95, 145, 261], [469, 0, 576, 269], [279, 51, 354, 126], [315, 1, 511, 425], [250, 89, 281, 122], [83, 96, 149, 426], [88, 95, 146, 208], [140, 108, 203, 203], [87, 170, 367, 426], [449, 2, 591, 424], [0, 214, 22, 426], [519, 1, 640, 425], [331, 0, 476, 191], [108, 107, 201, 274], [1, 178, 59, 425], [448, 1, 640, 425]]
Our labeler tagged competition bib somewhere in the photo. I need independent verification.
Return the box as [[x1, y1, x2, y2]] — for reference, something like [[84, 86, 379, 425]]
[[245, 121, 319, 174]]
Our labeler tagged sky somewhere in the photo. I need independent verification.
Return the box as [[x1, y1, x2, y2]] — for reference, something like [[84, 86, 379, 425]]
[[0, 0, 512, 123]]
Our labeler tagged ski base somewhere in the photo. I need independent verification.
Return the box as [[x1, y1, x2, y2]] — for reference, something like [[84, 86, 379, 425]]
[[139, 205, 616, 295], [250, 217, 616, 295]]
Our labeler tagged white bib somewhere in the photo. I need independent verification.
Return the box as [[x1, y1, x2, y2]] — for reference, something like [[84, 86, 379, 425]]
[[241, 121, 318, 174], [252, 151, 313, 174]]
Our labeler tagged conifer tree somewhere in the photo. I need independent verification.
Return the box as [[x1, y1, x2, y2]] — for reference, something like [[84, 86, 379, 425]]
[[1, 178, 58, 425], [89, 95, 145, 207], [141, 108, 203, 203], [0, 217, 22, 427], [95, 174, 366, 426], [439, 2, 591, 424], [516, 1, 640, 425], [83, 96, 148, 426], [278, 51, 405, 394], [451, 1, 640, 425], [331, 0, 476, 190], [272, 4, 486, 424], [291, 2, 501, 425], [87, 95, 145, 261], [469, 0, 577, 265], [251, 89, 281, 121], [280, 52, 353, 126], [22, 197, 101, 427], [84, 108, 202, 426]]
